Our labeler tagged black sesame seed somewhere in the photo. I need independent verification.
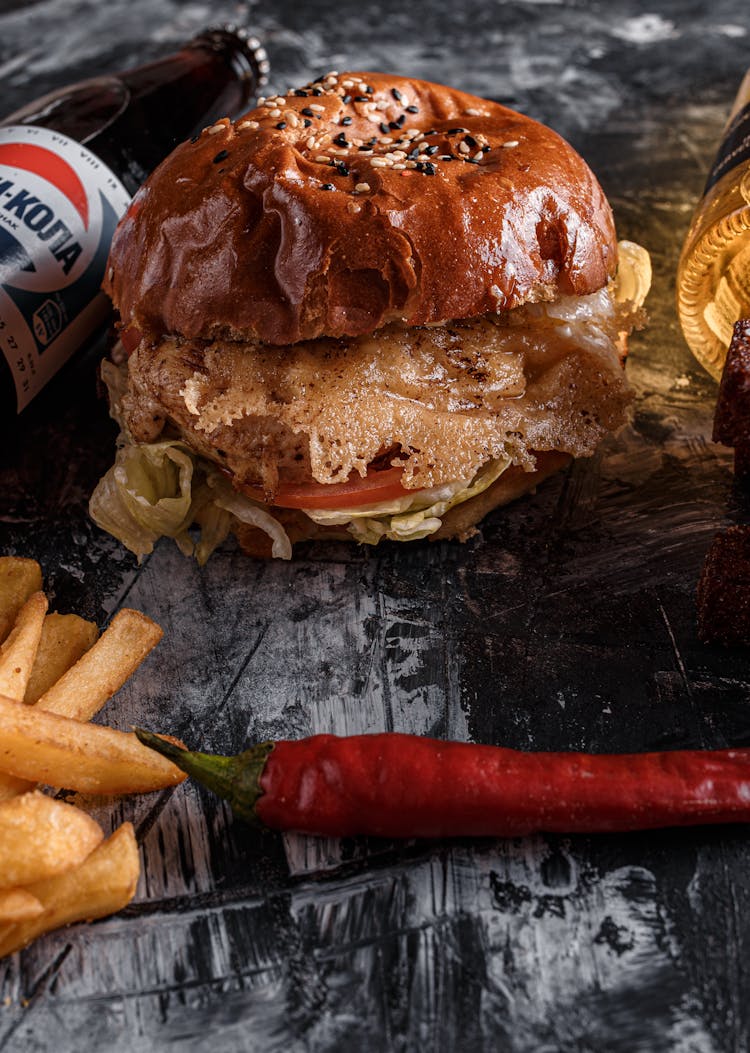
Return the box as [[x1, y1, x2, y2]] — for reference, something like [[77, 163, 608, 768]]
[[464, 134, 478, 148], [365, 85, 374, 93], [395, 114, 406, 128], [368, 136, 378, 145], [358, 145, 373, 152], [406, 105, 419, 114], [312, 88, 323, 96], [423, 161, 436, 175], [320, 182, 335, 190], [438, 154, 454, 160], [354, 95, 369, 103], [391, 88, 404, 102], [190, 134, 200, 143], [336, 162, 350, 176], [424, 129, 437, 136], [301, 107, 315, 117], [294, 89, 308, 97], [334, 133, 350, 147], [408, 147, 420, 159], [303, 118, 312, 128], [212, 150, 229, 164], [275, 121, 287, 130], [463, 157, 480, 165], [343, 94, 352, 104], [415, 161, 425, 172], [388, 120, 399, 131], [483, 145, 492, 152], [447, 127, 467, 134], [425, 144, 438, 155], [379, 122, 390, 135], [341, 116, 353, 126]]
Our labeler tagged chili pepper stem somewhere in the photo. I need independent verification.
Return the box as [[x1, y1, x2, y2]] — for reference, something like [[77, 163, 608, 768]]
[[134, 728, 272, 826]]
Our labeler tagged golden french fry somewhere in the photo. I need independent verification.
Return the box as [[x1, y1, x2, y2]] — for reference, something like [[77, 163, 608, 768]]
[[0, 888, 44, 923], [0, 592, 48, 701], [35, 608, 162, 721], [0, 695, 185, 794], [0, 823, 139, 958], [24, 613, 99, 705], [0, 558, 42, 644], [0, 791, 103, 889]]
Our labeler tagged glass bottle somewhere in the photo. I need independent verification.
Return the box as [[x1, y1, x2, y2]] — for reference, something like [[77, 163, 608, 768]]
[[0, 26, 269, 417], [677, 70, 750, 380]]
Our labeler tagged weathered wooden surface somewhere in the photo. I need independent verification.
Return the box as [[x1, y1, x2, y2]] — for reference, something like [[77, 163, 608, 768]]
[[1, 0, 750, 1049]]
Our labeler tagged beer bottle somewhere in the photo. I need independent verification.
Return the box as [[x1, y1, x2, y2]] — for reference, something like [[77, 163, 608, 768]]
[[0, 26, 269, 417]]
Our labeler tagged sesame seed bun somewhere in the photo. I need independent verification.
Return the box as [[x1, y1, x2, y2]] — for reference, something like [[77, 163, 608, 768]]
[[104, 71, 618, 347]]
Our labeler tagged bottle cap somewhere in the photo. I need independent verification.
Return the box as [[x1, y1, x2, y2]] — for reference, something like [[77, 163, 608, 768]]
[[192, 25, 270, 89]]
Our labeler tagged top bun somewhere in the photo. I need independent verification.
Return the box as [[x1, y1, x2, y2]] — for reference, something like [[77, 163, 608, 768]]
[[105, 72, 617, 347]]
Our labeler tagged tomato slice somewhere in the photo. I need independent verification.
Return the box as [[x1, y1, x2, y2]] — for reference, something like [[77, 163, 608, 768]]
[[240, 466, 416, 510]]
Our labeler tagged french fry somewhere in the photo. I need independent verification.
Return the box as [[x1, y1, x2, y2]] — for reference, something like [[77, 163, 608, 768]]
[[0, 791, 103, 889], [24, 613, 99, 705], [0, 888, 44, 923], [0, 823, 140, 958], [0, 593, 50, 803], [35, 608, 162, 721], [0, 592, 47, 701], [0, 695, 185, 794], [0, 557, 42, 644]]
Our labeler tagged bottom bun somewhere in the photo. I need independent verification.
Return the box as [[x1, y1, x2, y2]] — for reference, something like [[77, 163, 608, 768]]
[[233, 451, 572, 559]]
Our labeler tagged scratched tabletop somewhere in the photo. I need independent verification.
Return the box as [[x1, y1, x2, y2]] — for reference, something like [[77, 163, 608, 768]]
[[1, 0, 750, 1050]]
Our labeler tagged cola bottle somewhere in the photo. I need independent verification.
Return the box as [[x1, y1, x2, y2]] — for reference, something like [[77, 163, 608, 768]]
[[0, 26, 269, 418]]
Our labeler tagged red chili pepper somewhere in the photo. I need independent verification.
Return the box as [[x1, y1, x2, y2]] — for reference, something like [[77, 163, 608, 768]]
[[134, 730, 750, 838]]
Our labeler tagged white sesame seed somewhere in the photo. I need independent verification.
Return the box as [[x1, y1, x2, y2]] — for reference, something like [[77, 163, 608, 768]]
[[405, 128, 421, 137], [108, 266, 114, 281], [354, 182, 371, 193], [207, 124, 225, 134], [237, 120, 260, 130], [370, 158, 388, 167], [288, 114, 300, 128], [269, 108, 282, 117], [390, 150, 407, 159], [347, 200, 361, 214], [417, 141, 430, 152], [458, 141, 470, 154], [366, 113, 382, 124], [262, 99, 276, 107], [341, 79, 355, 88], [375, 100, 388, 111], [405, 160, 418, 168], [315, 154, 331, 163], [473, 149, 484, 160], [308, 103, 325, 112], [328, 70, 339, 77], [464, 107, 486, 116], [257, 96, 266, 105], [275, 98, 287, 106], [306, 136, 317, 149], [502, 140, 520, 148], [392, 164, 406, 170]]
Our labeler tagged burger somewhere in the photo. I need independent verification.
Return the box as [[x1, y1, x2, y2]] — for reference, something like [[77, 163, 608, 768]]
[[90, 71, 650, 561]]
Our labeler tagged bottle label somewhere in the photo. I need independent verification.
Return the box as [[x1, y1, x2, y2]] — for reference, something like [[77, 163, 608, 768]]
[[0, 125, 130, 412], [704, 99, 750, 195]]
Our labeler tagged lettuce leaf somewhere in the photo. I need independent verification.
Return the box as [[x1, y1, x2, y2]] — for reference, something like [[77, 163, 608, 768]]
[[301, 456, 511, 545], [89, 363, 292, 563]]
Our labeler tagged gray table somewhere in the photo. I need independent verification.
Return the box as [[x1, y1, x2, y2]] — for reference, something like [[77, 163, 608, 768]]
[[1, 1, 749, 1050]]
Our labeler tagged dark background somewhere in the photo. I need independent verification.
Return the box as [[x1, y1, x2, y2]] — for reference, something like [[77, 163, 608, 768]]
[[1, 1, 749, 1050]]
